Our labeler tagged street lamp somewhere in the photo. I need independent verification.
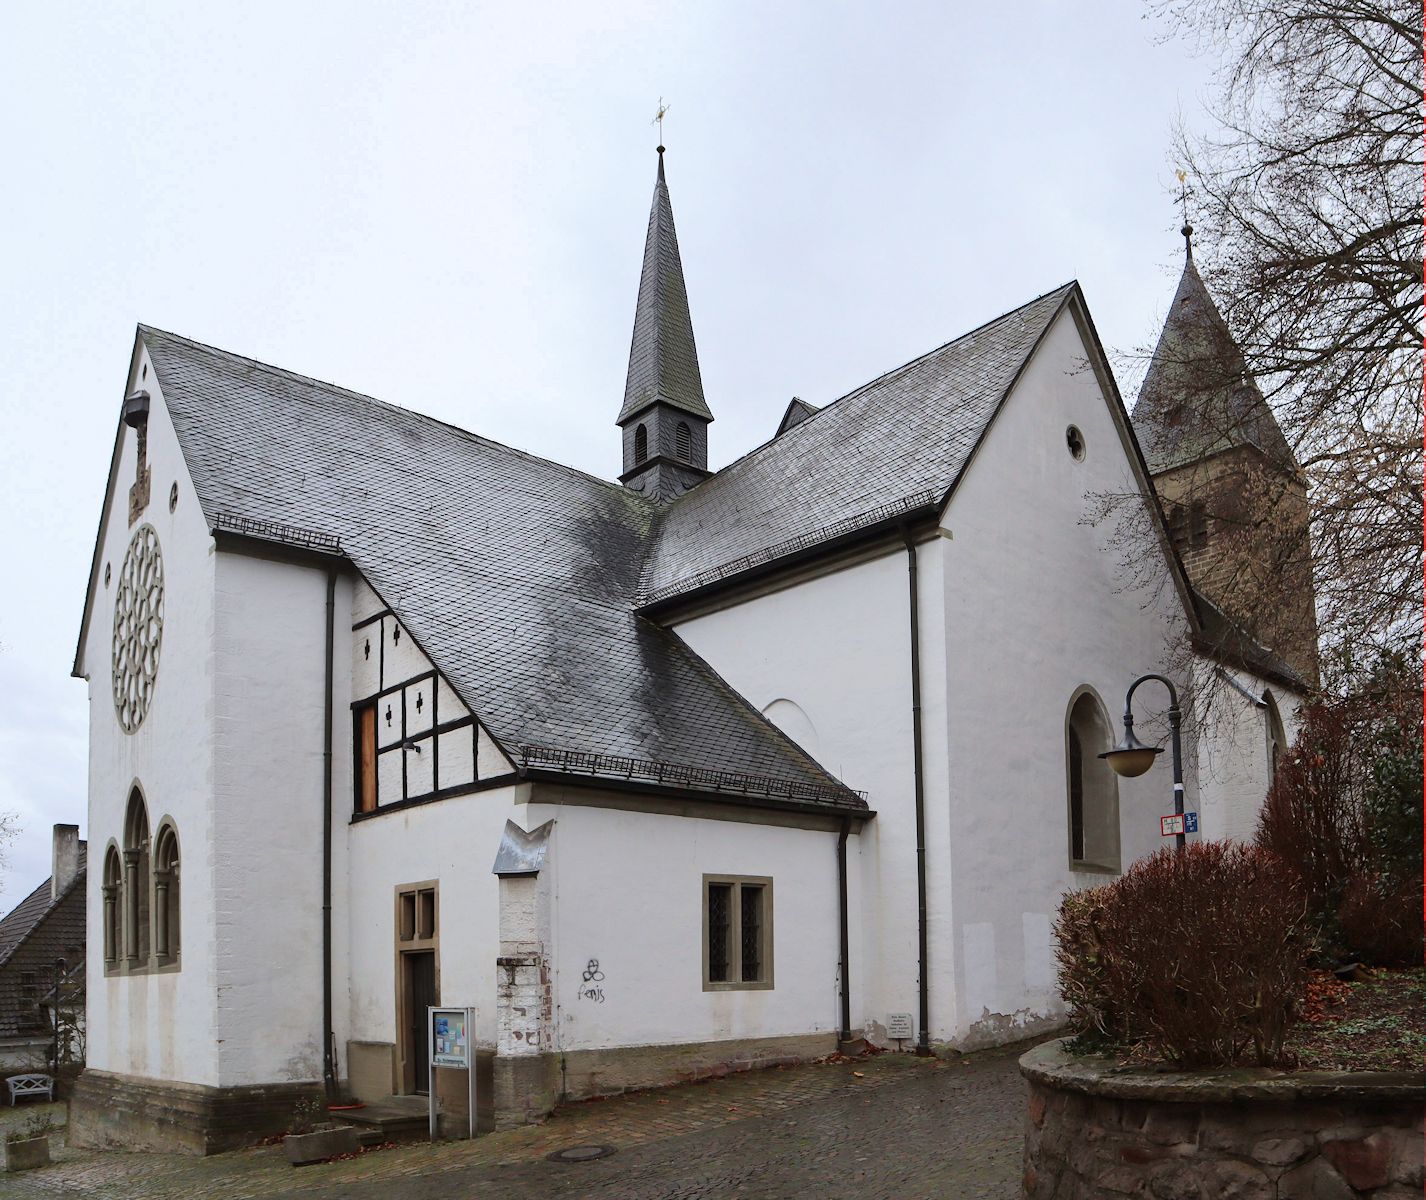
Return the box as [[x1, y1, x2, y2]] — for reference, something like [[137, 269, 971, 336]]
[[1099, 673, 1186, 850]]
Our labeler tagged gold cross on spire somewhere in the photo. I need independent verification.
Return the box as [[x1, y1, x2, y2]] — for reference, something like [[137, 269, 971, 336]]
[[653, 98, 670, 148]]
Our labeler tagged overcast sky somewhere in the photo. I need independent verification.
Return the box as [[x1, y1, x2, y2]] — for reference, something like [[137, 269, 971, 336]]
[[0, 1, 1220, 902]]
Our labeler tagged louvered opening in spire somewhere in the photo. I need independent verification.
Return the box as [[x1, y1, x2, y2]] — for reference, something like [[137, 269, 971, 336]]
[[617, 150, 712, 426]]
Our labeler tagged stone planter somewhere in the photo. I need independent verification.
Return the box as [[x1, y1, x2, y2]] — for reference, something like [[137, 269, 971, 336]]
[[3, 1134, 51, 1172], [283, 1124, 359, 1166], [1020, 1038, 1425, 1199]]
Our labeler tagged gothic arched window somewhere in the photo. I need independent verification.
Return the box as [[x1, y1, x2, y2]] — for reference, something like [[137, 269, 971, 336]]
[[123, 789, 151, 966], [102, 845, 122, 971], [1067, 691, 1120, 871], [154, 822, 181, 967], [675, 421, 692, 462], [634, 423, 648, 464], [1264, 690, 1287, 779]]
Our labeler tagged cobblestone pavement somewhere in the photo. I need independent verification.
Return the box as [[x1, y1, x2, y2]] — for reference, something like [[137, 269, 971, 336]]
[[5, 1045, 1027, 1200]]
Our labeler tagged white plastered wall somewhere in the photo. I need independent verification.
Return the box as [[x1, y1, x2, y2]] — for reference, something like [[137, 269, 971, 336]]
[[939, 304, 1196, 1046], [1192, 659, 1303, 844], [521, 799, 854, 1051], [79, 341, 220, 1086], [344, 785, 522, 1052], [671, 550, 918, 1044], [210, 553, 351, 1086]]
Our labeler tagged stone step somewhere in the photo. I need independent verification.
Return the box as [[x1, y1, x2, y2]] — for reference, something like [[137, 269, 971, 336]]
[[329, 1096, 429, 1141]]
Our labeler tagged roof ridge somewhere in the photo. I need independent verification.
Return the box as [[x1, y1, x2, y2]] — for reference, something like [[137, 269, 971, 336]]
[[662, 280, 1078, 502], [139, 325, 658, 509]]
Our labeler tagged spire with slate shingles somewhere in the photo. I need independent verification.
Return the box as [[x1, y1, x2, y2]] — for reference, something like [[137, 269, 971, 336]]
[[1134, 253, 1293, 476], [1134, 242, 1319, 688], [618, 147, 714, 501]]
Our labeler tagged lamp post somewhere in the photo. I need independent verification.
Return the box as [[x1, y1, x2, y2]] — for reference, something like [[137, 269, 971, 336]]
[[1098, 673, 1185, 851]]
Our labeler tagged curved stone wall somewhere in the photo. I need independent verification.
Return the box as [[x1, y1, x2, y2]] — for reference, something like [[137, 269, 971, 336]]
[[1020, 1039, 1424, 1199]]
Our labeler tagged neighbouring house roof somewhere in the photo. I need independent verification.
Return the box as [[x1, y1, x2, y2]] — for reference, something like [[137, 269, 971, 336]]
[[139, 328, 861, 812], [616, 151, 712, 425], [1132, 257, 1295, 476], [641, 283, 1077, 602], [0, 849, 86, 1040], [122, 278, 1096, 813]]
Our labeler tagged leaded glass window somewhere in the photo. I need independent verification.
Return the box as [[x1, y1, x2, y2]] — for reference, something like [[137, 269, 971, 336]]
[[703, 876, 773, 989]]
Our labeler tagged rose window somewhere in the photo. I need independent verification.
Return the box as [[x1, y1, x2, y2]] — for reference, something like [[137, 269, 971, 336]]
[[111, 524, 165, 733]]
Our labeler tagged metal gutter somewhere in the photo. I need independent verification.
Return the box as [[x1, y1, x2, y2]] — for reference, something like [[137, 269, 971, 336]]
[[903, 530, 931, 1055], [321, 567, 337, 1098], [836, 817, 853, 1045]]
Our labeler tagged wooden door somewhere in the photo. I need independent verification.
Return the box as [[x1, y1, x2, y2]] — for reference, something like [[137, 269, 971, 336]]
[[404, 951, 437, 1094]]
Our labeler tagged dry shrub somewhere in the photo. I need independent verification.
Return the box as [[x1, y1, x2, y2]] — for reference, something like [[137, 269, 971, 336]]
[[1053, 889, 1117, 1044], [1054, 842, 1308, 1067], [1338, 875, 1424, 967], [1257, 700, 1372, 916]]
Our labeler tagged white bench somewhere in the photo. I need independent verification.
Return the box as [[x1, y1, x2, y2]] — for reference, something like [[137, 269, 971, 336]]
[[5, 1073, 53, 1105]]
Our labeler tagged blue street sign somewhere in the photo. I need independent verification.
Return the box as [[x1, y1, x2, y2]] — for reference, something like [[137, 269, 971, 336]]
[[1184, 811, 1199, 834]]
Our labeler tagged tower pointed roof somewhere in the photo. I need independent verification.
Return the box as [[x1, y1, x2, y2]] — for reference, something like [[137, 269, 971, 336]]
[[617, 149, 713, 425], [1134, 253, 1294, 475]]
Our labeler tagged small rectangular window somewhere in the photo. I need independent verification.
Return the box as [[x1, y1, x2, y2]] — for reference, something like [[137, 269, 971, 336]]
[[703, 876, 773, 990], [395, 881, 438, 951]]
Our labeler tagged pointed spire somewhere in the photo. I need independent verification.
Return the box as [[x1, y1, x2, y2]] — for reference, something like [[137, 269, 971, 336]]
[[1135, 253, 1293, 475], [617, 148, 712, 425]]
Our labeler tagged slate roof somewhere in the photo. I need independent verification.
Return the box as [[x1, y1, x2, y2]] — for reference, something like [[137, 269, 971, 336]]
[[0, 849, 86, 1039], [617, 151, 712, 425], [141, 329, 860, 810], [642, 283, 1077, 601], [775, 397, 821, 436], [1192, 589, 1308, 692], [131, 278, 1082, 812], [1133, 257, 1295, 475]]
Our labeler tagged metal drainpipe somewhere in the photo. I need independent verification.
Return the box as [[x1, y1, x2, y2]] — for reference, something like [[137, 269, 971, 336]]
[[903, 530, 931, 1056], [322, 568, 338, 1098], [836, 817, 852, 1044]]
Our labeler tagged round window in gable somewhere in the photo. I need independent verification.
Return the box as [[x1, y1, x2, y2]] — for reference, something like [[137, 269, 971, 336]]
[[1066, 425, 1086, 461], [169, 482, 179, 512]]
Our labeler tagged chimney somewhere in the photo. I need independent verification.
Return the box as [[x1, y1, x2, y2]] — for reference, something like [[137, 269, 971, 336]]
[[52, 825, 80, 902]]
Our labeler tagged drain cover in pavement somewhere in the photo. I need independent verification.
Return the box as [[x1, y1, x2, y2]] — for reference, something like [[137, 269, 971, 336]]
[[547, 1144, 617, 1163]]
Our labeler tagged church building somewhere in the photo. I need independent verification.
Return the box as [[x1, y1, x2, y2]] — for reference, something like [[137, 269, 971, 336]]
[[68, 151, 1313, 1151]]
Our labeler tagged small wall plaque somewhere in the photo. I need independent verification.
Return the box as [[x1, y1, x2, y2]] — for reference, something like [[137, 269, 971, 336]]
[[887, 1012, 914, 1040]]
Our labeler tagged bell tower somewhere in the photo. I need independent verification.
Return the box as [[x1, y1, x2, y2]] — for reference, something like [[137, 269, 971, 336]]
[[617, 146, 713, 502], [1134, 226, 1319, 686]]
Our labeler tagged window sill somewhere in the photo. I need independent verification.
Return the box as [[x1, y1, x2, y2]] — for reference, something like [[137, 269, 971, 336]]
[[702, 980, 775, 992]]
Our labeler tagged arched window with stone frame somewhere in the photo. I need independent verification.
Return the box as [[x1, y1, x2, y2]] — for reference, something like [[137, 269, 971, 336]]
[[1066, 690, 1121, 872], [1263, 690, 1287, 780], [153, 821, 181, 968], [102, 844, 123, 972], [123, 789, 151, 967]]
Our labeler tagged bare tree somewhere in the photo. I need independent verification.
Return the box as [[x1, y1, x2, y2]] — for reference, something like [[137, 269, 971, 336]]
[[1149, 0, 1423, 681]]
